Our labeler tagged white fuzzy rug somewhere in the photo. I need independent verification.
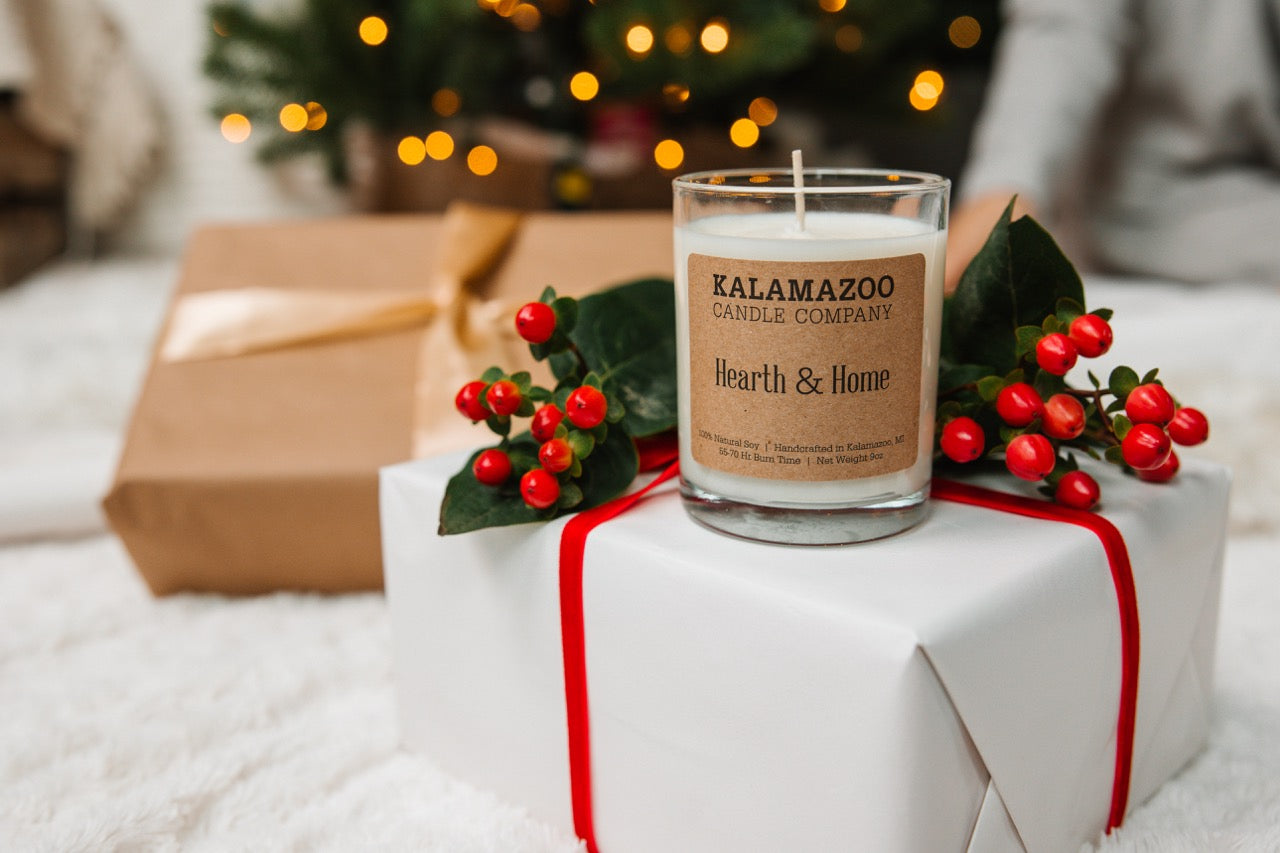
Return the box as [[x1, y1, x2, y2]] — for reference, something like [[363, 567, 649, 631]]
[[1, 260, 1279, 851]]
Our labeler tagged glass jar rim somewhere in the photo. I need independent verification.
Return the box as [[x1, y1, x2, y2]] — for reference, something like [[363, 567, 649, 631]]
[[673, 167, 949, 195]]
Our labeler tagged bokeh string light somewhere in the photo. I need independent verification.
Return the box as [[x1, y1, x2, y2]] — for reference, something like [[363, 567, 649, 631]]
[[214, 4, 990, 195]]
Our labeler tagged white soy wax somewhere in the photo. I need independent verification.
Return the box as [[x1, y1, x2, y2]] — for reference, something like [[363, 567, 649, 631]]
[[673, 168, 949, 544]]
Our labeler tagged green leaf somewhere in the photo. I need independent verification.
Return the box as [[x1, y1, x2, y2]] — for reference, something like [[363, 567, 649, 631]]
[[576, 425, 640, 508], [1108, 366, 1140, 400], [583, 371, 603, 390], [510, 371, 532, 391], [945, 204, 1085, 373], [438, 438, 542, 535], [527, 386, 553, 403], [1141, 368, 1160, 384], [1112, 414, 1133, 440], [1104, 445, 1126, 466], [567, 430, 595, 460], [485, 415, 510, 437], [552, 381, 573, 409], [1105, 397, 1127, 413], [1033, 370, 1065, 400], [539, 285, 557, 303], [557, 481, 584, 510], [438, 428, 639, 535], [1041, 315, 1066, 335], [552, 297, 578, 335], [514, 398, 535, 417], [1087, 370, 1101, 389], [938, 363, 990, 395], [1015, 326, 1043, 360], [549, 278, 677, 438], [604, 392, 626, 424], [1093, 307, 1114, 321], [1055, 297, 1086, 324], [480, 365, 504, 383], [976, 375, 1006, 402]]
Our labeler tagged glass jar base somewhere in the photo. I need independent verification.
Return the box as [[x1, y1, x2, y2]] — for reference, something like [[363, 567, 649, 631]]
[[680, 482, 929, 546]]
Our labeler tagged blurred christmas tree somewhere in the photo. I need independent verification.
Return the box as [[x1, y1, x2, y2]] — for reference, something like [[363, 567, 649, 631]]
[[204, 0, 999, 205]]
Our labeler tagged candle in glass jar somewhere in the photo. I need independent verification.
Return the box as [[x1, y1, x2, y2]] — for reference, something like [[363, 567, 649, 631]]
[[673, 169, 949, 544]]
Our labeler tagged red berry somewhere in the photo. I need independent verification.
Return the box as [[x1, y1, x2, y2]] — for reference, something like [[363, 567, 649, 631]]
[[1125, 383, 1176, 427], [939, 416, 985, 463], [530, 404, 565, 443], [1055, 470, 1101, 510], [1042, 393, 1086, 440], [520, 468, 560, 509], [538, 438, 574, 473], [995, 382, 1044, 427], [485, 379, 522, 417], [472, 449, 512, 486], [1005, 433, 1056, 481], [455, 380, 491, 421], [515, 302, 556, 344], [565, 386, 608, 429], [1068, 314, 1114, 358], [1138, 448, 1181, 483], [1036, 332, 1079, 376], [1167, 407, 1209, 446], [1121, 422, 1172, 471]]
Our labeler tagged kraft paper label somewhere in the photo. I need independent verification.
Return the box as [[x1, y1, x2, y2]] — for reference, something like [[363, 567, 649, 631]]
[[688, 252, 925, 481]]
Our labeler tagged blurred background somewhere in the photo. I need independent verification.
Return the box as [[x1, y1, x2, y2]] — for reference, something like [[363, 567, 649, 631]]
[[0, 0, 999, 284]]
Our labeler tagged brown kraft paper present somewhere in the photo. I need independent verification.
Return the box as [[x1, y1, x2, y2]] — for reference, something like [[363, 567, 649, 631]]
[[103, 206, 674, 595]]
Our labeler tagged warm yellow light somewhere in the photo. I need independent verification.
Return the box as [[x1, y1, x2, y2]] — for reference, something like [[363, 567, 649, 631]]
[[662, 82, 690, 107], [494, 0, 519, 17], [220, 113, 251, 143], [729, 118, 759, 148], [432, 88, 461, 117], [425, 130, 455, 160], [664, 23, 693, 54], [914, 70, 945, 98], [467, 145, 498, 176], [555, 168, 592, 205], [569, 71, 600, 101], [358, 16, 388, 45], [398, 136, 427, 165], [475, 0, 499, 10], [212, 20, 229, 37], [653, 139, 684, 171], [700, 20, 730, 54], [909, 87, 939, 111], [949, 15, 981, 49], [511, 3, 541, 31], [748, 97, 777, 127], [818, 0, 846, 11], [626, 24, 654, 55], [305, 102, 327, 130], [278, 103, 308, 132], [834, 23, 863, 53]]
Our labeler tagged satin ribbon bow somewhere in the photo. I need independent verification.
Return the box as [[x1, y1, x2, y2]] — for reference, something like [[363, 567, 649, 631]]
[[159, 202, 533, 458]]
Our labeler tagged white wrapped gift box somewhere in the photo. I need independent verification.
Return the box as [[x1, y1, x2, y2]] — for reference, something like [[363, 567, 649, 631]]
[[381, 454, 1229, 852]]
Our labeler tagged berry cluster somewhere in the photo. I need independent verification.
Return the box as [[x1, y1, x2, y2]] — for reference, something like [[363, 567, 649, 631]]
[[454, 288, 624, 512], [937, 303, 1210, 510]]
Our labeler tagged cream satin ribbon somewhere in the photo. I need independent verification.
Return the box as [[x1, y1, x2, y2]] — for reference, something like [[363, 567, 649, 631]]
[[159, 202, 535, 458]]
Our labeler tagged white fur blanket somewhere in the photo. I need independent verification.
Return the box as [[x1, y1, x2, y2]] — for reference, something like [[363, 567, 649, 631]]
[[1, 260, 1278, 851]]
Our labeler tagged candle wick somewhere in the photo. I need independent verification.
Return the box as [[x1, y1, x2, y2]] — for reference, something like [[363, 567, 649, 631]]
[[791, 148, 806, 232]]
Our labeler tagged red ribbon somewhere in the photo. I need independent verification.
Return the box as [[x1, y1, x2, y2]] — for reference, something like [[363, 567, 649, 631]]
[[558, 471, 1139, 852], [559, 461, 681, 853], [931, 478, 1139, 833]]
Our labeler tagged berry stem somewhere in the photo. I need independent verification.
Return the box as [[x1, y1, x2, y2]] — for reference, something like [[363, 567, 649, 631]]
[[1068, 385, 1120, 441], [566, 340, 590, 378]]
